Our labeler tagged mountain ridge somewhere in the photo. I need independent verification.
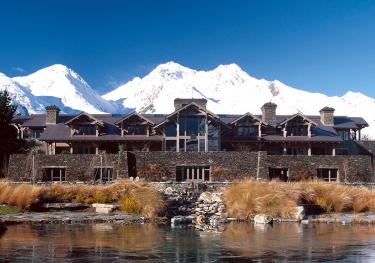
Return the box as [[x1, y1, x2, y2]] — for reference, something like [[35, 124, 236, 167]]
[[1, 61, 374, 135]]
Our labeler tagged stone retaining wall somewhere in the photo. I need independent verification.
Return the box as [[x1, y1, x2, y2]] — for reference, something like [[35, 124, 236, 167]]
[[131, 151, 268, 181], [7, 151, 375, 183], [267, 155, 374, 182], [7, 153, 128, 182]]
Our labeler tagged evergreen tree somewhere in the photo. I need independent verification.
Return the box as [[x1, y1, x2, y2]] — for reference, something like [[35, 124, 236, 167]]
[[0, 90, 17, 177]]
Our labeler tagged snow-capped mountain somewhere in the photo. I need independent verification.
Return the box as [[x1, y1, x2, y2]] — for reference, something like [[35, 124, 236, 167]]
[[12, 64, 119, 114], [104, 61, 375, 135], [1, 61, 375, 135]]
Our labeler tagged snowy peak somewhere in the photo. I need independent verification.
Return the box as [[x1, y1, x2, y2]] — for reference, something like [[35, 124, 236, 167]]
[[12, 64, 119, 114], [1, 61, 375, 135]]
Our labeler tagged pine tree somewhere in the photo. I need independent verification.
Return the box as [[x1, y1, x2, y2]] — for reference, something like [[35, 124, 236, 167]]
[[0, 90, 17, 177]]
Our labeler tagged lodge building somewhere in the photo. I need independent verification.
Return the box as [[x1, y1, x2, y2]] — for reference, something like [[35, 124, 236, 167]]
[[7, 98, 374, 183]]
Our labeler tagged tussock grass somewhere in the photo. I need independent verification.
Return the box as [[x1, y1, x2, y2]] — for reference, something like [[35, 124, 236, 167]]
[[0, 180, 164, 218], [224, 180, 375, 219]]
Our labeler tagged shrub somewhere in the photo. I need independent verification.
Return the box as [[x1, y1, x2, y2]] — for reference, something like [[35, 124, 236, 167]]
[[120, 194, 142, 214], [0, 180, 165, 217]]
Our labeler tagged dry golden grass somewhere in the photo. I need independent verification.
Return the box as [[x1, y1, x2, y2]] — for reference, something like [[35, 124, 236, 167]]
[[223, 179, 375, 219], [0, 180, 164, 217]]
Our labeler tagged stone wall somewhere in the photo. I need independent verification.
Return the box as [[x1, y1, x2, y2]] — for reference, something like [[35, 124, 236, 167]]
[[131, 151, 268, 181], [7, 153, 128, 182], [267, 155, 374, 182], [7, 151, 375, 183]]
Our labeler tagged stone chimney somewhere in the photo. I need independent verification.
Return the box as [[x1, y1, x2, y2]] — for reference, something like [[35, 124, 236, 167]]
[[319, 107, 335, 126], [45, 105, 60, 125], [261, 102, 277, 126], [174, 98, 207, 110]]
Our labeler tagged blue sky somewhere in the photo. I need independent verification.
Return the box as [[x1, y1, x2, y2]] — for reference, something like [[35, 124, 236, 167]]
[[1, 0, 375, 96]]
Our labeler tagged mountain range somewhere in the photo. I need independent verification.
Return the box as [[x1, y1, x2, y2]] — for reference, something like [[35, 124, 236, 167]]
[[1, 61, 375, 135]]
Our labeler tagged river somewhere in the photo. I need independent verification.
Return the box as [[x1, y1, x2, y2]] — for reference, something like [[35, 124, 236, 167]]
[[1, 223, 375, 262]]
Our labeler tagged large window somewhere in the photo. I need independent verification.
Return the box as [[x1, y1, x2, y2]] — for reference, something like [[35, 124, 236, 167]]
[[165, 123, 177, 136], [317, 168, 338, 182], [43, 167, 66, 182], [128, 125, 147, 135], [77, 125, 96, 135], [337, 130, 351, 141], [287, 125, 308, 136], [236, 126, 256, 137], [208, 123, 219, 151], [178, 116, 205, 136], [176, 166, 210, 182]]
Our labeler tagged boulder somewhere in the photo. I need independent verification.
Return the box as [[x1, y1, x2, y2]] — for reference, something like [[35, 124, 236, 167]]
[[171, 215, 194, 226], [164, 187, 174, 195], [196, 215, 206, 225], [198, 192, 223, 203], [254, 214, 273, 224], [293, 206, 305, 221]]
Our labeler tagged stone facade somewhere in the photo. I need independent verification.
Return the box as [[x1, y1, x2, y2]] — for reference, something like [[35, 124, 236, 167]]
[[7, 153, 128, 182], [6, 151, 375, 183]]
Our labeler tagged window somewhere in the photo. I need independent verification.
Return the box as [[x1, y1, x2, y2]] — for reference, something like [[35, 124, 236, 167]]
[[317, 168, 338, 182], [176, 166, 210, 182], [236, 126, 256, 137], [93, 167, 114, 183], [77, 125, 96, 135], [165, 123, 177, 136], [128, 125, 147, 135], [30, 129, 43, 139], [287, 126, 307, 136], [337, 130, 351, 141], [43, 167, 66, 182], [75, 145, 96, 154], [178, 116, 205, 136], [269, 168, 288, 182]]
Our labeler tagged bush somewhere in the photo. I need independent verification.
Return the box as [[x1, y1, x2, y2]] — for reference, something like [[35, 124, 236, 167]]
[[0, 180, 165, 217], [223, 179, 375, 219]]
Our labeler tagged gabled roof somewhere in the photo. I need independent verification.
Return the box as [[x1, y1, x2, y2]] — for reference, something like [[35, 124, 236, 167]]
[[114, 112, 155, 125], [154, 102, 223, 129], [230, 112, 266, 125], [65, 112, 105, 127], [278, 113, 317, 127]]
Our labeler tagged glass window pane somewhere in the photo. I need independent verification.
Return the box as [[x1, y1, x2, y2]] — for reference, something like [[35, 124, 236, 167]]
[[166, 140, 177, 151]]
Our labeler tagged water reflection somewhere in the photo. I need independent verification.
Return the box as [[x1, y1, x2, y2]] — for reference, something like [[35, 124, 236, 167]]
[[0, 223, 375, 262]]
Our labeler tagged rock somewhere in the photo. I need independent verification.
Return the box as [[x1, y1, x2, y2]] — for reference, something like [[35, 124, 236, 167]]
[[164, 187, 174, 195], [254, 214, 273, 224], [293, 206, 305, 221], [198, 192, 222, 203], [196, 215, 206, 225], [171, 215, 194, 226]]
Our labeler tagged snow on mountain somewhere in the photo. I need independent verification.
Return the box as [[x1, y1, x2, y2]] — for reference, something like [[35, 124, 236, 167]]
[[12, 64, 119, 114], [1, 61, 375, 136], [104, 61, 375, 135], [0, 73, 46, 115]]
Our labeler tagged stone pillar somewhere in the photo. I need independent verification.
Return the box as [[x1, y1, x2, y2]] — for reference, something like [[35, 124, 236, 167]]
[[332, 146, 336, 156], [308, 144, 312, 156]]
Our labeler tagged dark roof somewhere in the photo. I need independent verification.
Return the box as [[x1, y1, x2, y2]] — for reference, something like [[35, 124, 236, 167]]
[[13, 108, 369, 142]]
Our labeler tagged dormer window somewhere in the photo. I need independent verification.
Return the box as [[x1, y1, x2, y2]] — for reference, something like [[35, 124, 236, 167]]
[[77, 125, 96, 135], [128, 124, 147, 135], [236, 125, 256, 137]]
